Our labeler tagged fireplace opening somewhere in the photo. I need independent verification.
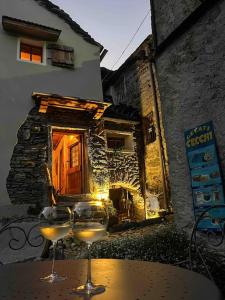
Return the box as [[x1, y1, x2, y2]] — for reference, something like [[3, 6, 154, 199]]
[[109, 188, 135, 223], [52, 130, 83, 195]]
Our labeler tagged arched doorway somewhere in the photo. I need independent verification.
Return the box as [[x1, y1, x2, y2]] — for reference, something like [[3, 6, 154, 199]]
[[109, 187, 135, 223]]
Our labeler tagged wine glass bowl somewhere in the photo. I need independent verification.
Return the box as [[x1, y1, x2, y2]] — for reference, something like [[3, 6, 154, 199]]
[[39, 206, 71, 283], [72, 200, 108, 295]]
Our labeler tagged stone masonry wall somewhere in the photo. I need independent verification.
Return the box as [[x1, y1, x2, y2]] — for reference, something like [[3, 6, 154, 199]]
[[6, 106, 107, 205], [105, 120, 145, 220], [153, 1, 225, 227], [105, 38, 168, 208], [137, 57, 167, 202], [110, 63, 141, 109], [88, 119, 109, 194], [153, 0, 202, 45], [6, 104, 144, 220], [7, 107, 49, 205]]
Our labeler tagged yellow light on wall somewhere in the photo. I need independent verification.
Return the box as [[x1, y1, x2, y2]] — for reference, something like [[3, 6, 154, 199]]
[[93, 200, 104, 207], [96, 192, 108, 201]]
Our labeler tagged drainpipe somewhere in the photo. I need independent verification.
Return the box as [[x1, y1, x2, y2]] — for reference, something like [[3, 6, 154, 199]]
[[148, 56, 169, 210]]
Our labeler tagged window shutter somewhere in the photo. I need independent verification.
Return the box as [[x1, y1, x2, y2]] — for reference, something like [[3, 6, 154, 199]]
[[48, 44, 74, 68]]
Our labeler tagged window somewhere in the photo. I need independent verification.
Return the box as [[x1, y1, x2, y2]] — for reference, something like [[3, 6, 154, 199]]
[[20, 43, 43, 63], [70, 144, 79, 168], [106, 131, 134, 152], [107, 137, 125, 150], [18, 38, 46, 65]]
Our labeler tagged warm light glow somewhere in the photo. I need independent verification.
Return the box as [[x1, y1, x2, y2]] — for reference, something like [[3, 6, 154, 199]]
[[147, 212, 160, 219], [32, 54, 42, 63], [93, 200, 104, 207], [20, 51, 30, 61], [96, 192, 108, 201], [20, 43, 42, 63]]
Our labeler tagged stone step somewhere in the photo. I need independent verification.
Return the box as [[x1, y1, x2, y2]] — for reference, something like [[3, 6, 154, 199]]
[[56, 194, 93, 207]]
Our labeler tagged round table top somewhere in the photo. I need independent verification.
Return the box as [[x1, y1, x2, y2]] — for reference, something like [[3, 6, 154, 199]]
[[0, 259, 222, 300]]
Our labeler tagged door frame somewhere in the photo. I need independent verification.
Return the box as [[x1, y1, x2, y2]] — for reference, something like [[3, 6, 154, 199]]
[[49, 126, 89, 195]]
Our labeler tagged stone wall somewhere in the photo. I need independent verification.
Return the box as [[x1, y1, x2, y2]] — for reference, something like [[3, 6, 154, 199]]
[[105, 120, 145, 220], [104, 37, 168, 209], [7, 106, 96, 205], [7, 107, 48, 205], [152, 1, 225, 227], [153, 0, 202, 45], [6, 106, 144, 219], [88, 119, 109, 194], [137, 56, 167, 200]]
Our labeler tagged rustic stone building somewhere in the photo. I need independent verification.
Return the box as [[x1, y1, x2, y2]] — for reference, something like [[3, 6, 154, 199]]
[[0, 0, 145, 221], [150, 0, 225, 228], [102, 36, 169, 215], [103, 104, 145, 221]]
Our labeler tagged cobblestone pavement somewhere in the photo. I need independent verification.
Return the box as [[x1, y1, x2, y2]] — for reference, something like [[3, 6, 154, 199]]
[[64, 221, 170, 259]]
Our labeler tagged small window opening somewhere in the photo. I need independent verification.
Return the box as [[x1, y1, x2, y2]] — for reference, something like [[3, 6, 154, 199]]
[[106, 131, 134, 152], [107, 137, 125, 150]]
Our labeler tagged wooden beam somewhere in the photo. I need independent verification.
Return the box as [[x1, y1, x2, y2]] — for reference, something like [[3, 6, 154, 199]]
[[93, 107, 107, 119], [34, 92, 111, 118], [39, 99, 48, 113]]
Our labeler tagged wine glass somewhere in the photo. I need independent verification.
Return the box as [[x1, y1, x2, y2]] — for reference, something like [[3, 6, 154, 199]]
[[39, 206, 71, 283], [72, 201, 108, 295]]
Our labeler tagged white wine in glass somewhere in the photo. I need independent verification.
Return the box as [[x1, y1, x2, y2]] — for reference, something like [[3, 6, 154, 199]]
[[39, 206, 71, 283], [73, 222, 107, 243], [72, 201, 108, 295], [39, 224, 71, 242]]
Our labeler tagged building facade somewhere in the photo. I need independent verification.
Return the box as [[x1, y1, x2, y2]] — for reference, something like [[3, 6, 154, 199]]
[[150, 0, 225, 227], [103, 36, 169, 215], [0, 0, 145, 221]]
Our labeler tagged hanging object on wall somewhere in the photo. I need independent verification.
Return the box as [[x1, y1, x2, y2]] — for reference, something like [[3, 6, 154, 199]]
[[143, 112, 156, 144], [184, 121, 225, 231]]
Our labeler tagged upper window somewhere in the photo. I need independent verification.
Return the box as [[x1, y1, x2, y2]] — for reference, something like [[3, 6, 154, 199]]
[[17, 38, 45, 65], [20, 43, 43, 63]]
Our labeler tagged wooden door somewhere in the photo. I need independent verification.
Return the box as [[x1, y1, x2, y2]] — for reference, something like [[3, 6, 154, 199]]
[[66, 137, 82, 194], [59, 149, 63, 193]]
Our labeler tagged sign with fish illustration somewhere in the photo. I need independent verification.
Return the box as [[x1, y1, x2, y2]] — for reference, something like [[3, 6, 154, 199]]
[[185, 121, 225, 231]]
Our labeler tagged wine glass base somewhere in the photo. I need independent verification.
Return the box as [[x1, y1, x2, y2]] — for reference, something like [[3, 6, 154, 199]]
[[40, 272, 67, 283], [72, 283, 105, 295]]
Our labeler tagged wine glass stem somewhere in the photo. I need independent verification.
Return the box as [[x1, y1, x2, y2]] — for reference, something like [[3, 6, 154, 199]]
[[51, 241, 57, 275], [86, 243, 92, 285]]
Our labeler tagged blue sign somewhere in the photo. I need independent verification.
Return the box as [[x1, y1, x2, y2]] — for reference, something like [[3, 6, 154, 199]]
[[185, 121, 214, 151], [185, 121, 225, 231]]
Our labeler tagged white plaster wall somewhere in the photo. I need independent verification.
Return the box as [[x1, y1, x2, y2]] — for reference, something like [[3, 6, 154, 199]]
[[0, 0, 103, 205]]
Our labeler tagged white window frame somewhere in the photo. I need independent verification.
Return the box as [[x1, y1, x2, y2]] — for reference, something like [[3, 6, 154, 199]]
[[17, 37, 47, 66]]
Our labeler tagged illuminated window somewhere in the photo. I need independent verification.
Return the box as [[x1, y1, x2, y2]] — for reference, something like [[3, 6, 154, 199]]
[[20, 43, 43, 63], [17, 38, 45, 64]]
